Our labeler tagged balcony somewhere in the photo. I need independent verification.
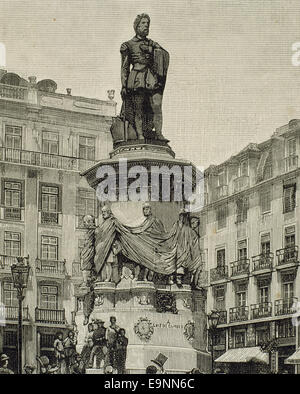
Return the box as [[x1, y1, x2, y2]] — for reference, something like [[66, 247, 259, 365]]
[[0, 147, 96, 172], [35, 308, 66, 324], [250, 302, 272, 319], [36, 259, 66, 276], [233, 175, 250, 193], [40, 211, 59, 225], [210, 265, 228, 283], [229, 306, 249, 323], [230, 258, 250, 277], [4, 306, 29, 321], [0, 255, 18, 271], [216, 185, 228, 199], [275, 298, 298, 316], [276, 246, 298, 268], [0, 84, 28, 101], [284, 155, 298, 173], [252, 253, 273, 273]]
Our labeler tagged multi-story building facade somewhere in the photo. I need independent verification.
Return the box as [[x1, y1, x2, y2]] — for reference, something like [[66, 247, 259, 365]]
[[0, 70, 116, 372], [202, 118, 300, 374]]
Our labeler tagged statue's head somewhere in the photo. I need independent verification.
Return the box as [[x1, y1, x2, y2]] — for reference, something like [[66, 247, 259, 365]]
[[83, 214, 95, 228], [142, 202, 152, 217], [134, 13, 150, 37], [101, 205, 112, 220]]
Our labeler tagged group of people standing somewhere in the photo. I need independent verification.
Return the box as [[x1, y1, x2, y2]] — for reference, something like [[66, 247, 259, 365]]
[[81, 316, 128, 374], [53, 330, 79, 374]]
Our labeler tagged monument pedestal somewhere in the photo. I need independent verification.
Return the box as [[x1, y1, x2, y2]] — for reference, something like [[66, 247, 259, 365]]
[[74, 280, 210, 374]]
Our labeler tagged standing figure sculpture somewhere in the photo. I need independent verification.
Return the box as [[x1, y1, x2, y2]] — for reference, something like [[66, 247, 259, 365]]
[[80, 215, 96, 287], [111, 13, 169, 143]]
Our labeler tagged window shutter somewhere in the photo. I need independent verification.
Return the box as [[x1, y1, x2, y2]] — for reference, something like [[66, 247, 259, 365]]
[[20, 180, 25, 208], [58, 184, 62, 213], [1, 178, 5, 205]]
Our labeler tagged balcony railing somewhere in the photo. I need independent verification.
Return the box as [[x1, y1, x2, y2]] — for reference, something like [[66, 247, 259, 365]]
[[233, 175, 249, 192], [216, 185, 228, 199], [276, 246, 298, 266], [72, 261, 81, 277], [0, 255, 18, 270], [275, 298, 298, 316], [229, 306, 249, 323], [284, 155, 298, 173], [35, 308, 65, 324], [41, 211, 59, 225], [0, 147, 95, 172], [5, 306, 29, 321], [217, 310, 227, 325], [0, 84, 28, 101], [252, 253, 273, 272], [210, 265, 228, 282], [230, 258, 250, 277], [36, 259, 66, 275], [251, 302, 272, 319]]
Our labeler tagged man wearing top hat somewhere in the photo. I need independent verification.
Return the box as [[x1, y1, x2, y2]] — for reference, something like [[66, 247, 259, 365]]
[[149, 353, 168, 374]]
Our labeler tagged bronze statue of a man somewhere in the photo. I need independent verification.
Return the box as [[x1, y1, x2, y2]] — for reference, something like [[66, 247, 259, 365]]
[[119, 13, 169, 142]]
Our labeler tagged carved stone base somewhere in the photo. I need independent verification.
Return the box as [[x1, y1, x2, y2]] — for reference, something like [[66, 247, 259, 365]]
[[74, 283, 210, 373]]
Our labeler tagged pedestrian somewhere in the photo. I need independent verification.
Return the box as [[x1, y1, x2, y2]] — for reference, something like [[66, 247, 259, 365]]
[[0, 354, 14, 374], [115, 328, 128, 374], [53, 331, 65, 373], [24, 364, 35, 374], [63, 330, 77, 374]]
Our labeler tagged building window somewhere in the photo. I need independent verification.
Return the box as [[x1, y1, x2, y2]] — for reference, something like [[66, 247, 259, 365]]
[[214, 285, 225, 310], [282, 281, 294, 300], [2, 180, 23, 220], [4, 232, 21, 256], [263, 153, 273, 180], [239, 160, 248, 177], [261, 233, 271, 254], [256, 326, 270, 345], [41, 236, 58, 260], [40, 185, 61, 224], [40, 285, 58, 309], [287, 138, 296, 157], [235, 282, 247, 307], [236, 197, 248, 223], [237, 240, 247, 260], [76, 189, 97, 227], [216, 206, 227, 229], [3, 281, 17, 307], [217, 170, 227, 186], [234, 330, 246, 348], [216, 249, 226, 267], [283, 184, 296, 213], [5, 125, 22, 149], [258, 286, 269, 304], [285, 226, 295, 248], [79, 136, 95, 160], [42, 131, 59, 155], [276, 319, 296, 338], [260, 189, 271, 214]]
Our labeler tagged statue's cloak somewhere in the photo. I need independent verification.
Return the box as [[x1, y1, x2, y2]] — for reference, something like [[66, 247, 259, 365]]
[[93, 214, 203, 278]]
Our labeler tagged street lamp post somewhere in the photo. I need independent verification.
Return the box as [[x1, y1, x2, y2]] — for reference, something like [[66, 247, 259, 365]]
[[11, 256, 30, 375], [207, 310, 220, 374]]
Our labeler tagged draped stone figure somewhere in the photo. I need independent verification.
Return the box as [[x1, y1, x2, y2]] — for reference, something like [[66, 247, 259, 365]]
[[110, 13, 169, 144], [80, 215, 96, 287]]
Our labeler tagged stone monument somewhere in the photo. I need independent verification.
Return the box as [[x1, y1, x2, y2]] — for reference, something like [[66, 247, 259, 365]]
[[73, 13, 210, 374]]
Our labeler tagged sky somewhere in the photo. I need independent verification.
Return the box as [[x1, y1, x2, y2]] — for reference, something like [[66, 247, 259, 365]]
[[1, 0, 300, 168]]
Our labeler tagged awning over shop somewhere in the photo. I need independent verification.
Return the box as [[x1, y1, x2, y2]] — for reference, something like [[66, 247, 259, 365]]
[[285, 348, 300, 364], [215, 347, 269, 364]]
